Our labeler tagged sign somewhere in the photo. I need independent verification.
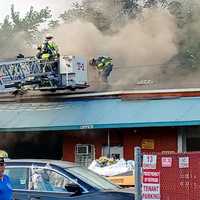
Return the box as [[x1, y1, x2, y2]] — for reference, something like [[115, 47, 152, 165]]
[[80, 125, 94, 129], [142, 170, 160, 200], [161, 157, 172, 168], [143, 155, 157, 169], [179, 157, 189, 169], [142, 139, 155, 150]]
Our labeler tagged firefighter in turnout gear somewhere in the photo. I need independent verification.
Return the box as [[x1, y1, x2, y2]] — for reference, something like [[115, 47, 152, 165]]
[[36, 45, 43, 60], [37, 35, 59, 61], [36, 35, 60, 74], [89, 56, 113, 82]]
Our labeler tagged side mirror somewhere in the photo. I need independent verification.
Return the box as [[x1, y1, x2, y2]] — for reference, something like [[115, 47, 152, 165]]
[[65, 183, 83, 196]]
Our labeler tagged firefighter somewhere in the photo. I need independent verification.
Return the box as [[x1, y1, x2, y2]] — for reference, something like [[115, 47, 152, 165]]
[[89, 56, 113, 82], [37, 35, 59, 61], [36, 44, 51, 61], [36, 45, 43, 59], [37, 35, 60, 73], [42, 35, 59, 61]]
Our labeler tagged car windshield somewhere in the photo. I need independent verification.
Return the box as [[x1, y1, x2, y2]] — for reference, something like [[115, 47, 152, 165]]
[[66, 166, 120, 190]]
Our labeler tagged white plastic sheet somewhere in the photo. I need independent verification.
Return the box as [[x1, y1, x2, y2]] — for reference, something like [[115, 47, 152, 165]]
[[88, 159, 134, 177]]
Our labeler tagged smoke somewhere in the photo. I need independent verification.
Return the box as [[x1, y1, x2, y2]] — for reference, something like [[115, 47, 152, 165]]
[[0, 134, 40, 158], [0, 31, 35, 58], [55, 9, 178, 65], [0, 133, 61, 159], [0, 134, 39, 147], [109, 9, 177, 66], [54, 8, 177, 86]]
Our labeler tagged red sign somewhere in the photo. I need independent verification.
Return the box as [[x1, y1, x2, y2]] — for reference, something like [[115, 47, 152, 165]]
[[142, 170, 160, 200], [143, 171, 160, 184]]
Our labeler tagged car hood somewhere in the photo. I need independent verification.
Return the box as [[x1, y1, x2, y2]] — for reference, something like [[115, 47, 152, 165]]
[[119, 187, 134, 194], [79, 191, 134, 200]]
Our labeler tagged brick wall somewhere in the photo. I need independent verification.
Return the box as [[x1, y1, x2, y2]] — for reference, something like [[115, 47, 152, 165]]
[[62, 127, 178, 162], [123, 127, 177, 160]]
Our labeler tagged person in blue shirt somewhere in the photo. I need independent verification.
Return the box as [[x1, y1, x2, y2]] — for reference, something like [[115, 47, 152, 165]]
[[0, 157, 12, 200]]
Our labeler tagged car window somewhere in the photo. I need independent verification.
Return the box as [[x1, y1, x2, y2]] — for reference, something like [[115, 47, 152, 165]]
[[67, 167, 120, 190], [5, 167, 29, 190], [31, 168, 74, 192]]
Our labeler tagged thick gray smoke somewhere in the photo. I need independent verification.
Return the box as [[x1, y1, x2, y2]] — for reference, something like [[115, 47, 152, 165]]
[[55, 9, 177, 65], [0, 134, 39, 158], [0, 31, 35, 58], [0, 134, 39, 148], [54, 8, 178, 86], [0, 133, 61, 159]]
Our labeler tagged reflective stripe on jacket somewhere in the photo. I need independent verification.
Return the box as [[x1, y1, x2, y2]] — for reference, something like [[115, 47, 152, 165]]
[[97, 57, 112, 70], [42, 53, 50, 60]]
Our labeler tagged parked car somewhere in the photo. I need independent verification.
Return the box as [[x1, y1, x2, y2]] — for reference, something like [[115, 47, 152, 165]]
[[5, 159, 134, 200]]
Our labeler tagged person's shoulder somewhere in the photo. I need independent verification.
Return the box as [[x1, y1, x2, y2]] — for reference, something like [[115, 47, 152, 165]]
[[3, 175, 11, 181]]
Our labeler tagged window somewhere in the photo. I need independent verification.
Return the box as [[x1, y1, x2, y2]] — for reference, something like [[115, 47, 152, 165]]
[[31, 168, 74, 192], [187, 138, 200, 151], [67, 166, 119, 190], [5, 168, 29, 190]]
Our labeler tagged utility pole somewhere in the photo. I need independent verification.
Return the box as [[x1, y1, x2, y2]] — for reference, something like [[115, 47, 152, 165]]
[[107, 129, 111, 158], [134, 146, 142, 200]]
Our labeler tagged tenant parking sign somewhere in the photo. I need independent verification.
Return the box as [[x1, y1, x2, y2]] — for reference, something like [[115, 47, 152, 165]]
[[142, 170, 160, 200]]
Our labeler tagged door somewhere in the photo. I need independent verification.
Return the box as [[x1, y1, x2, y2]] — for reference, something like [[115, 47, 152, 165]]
[[5, 167, 30, 200]]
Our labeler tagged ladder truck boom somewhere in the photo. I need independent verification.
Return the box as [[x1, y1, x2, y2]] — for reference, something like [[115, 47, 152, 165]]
[[0, 56, 89, 94]]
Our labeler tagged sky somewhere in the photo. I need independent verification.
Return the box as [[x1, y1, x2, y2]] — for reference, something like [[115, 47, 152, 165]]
[[0, 0, 76, 22]]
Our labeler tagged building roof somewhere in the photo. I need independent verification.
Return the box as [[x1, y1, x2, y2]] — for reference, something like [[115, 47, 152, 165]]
[[1, 96, 200, 132]]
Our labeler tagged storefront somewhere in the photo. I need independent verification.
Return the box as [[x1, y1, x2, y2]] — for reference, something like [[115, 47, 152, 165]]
[[1, 95, 200, 164], [62, 127, 177, 166]]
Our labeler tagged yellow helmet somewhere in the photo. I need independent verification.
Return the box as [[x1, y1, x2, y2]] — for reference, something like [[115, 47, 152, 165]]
[[0, 150, 8, 158]]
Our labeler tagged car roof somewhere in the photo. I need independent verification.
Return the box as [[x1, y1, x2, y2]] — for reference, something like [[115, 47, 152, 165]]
[[5, 159, 77, 168]]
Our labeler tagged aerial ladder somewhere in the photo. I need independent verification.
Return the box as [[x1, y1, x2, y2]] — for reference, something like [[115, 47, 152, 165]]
[[0, 56, 89, 94]]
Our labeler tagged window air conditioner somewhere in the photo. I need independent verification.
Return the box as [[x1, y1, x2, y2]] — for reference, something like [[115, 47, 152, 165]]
[[76, 145, 90, 155]]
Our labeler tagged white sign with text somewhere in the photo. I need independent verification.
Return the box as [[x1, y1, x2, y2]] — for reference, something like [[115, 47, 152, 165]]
[[162, 157, 172, 168], [179, 157, 189, 169], [143, 155, 157, 169]]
